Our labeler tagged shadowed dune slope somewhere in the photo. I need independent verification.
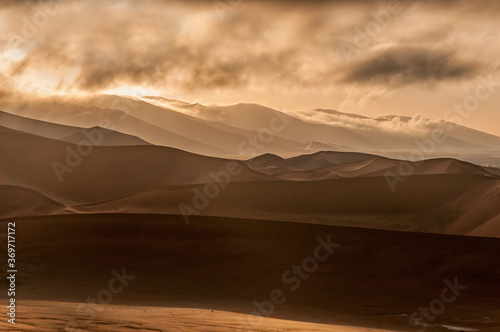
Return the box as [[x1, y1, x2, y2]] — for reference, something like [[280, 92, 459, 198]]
[[77, 174, 500, 236], [0, 98, 315, 157], [0, 110, 151, 146], [3, 96, 500, 158], [0, 110, 83, 139], [58, 126, 151, 146], [245, 152, 499, 180], [145, 97, 500, 152], [0, 103, 230, 156], [1, 130, 499, 236], [1, 214, 499, 331], [0, 131, 273, 203]]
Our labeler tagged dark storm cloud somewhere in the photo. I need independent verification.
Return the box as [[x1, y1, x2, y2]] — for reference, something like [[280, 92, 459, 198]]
[[342, 47, 482, 86]]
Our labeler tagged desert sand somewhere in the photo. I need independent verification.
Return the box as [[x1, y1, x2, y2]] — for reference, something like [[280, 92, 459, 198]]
[[1, 214, 499, 331], [6, 301, 394, 332]]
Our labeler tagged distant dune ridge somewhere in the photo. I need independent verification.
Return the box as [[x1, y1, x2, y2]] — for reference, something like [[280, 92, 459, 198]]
[[0, 112, 499, 236], [1, 95, 500, 162]]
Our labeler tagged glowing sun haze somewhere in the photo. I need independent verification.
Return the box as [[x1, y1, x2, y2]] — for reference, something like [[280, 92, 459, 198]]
[[1, 0, 500, 135]]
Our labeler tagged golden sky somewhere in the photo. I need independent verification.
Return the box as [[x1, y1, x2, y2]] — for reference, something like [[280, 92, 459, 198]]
[[1, 0, 500, 135]]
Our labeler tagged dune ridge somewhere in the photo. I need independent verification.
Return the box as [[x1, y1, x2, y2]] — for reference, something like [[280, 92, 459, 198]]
[[1, 129, 499, 237], [2, 95, 500, 161]]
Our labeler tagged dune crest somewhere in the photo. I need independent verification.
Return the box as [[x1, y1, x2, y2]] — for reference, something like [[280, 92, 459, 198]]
[[1, 129, 499, 237]]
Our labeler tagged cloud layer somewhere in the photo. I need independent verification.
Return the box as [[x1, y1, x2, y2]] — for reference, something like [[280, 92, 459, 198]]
[[342, 46, 481, 87], [0, 0, 499, 134]]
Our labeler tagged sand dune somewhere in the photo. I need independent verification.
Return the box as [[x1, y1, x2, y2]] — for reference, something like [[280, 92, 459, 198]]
[[145, 97, 500, 152], [1, 215, 499, 332], [0, 120, 149, 147], [0, 185, 65, 218], [59, 126, 151, 146], [0, 100, 230, 155], [1, 130, 499, 237], [145, 98, 382, 150], [0, 97, 312, 157], [9, 301, 394, 332], [246, 152, 498, 180], [445, 180, 500, 236], [424, 121, 500, 150], [80, 174, 498, 236], [3, 95, 500, 159], [0, 110, 83, 140], [0, 131, 272, 205], [0, 109, 152, 148]]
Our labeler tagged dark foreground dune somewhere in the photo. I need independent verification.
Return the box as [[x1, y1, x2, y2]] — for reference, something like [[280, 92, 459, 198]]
[[1, 214, 499, 331]]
